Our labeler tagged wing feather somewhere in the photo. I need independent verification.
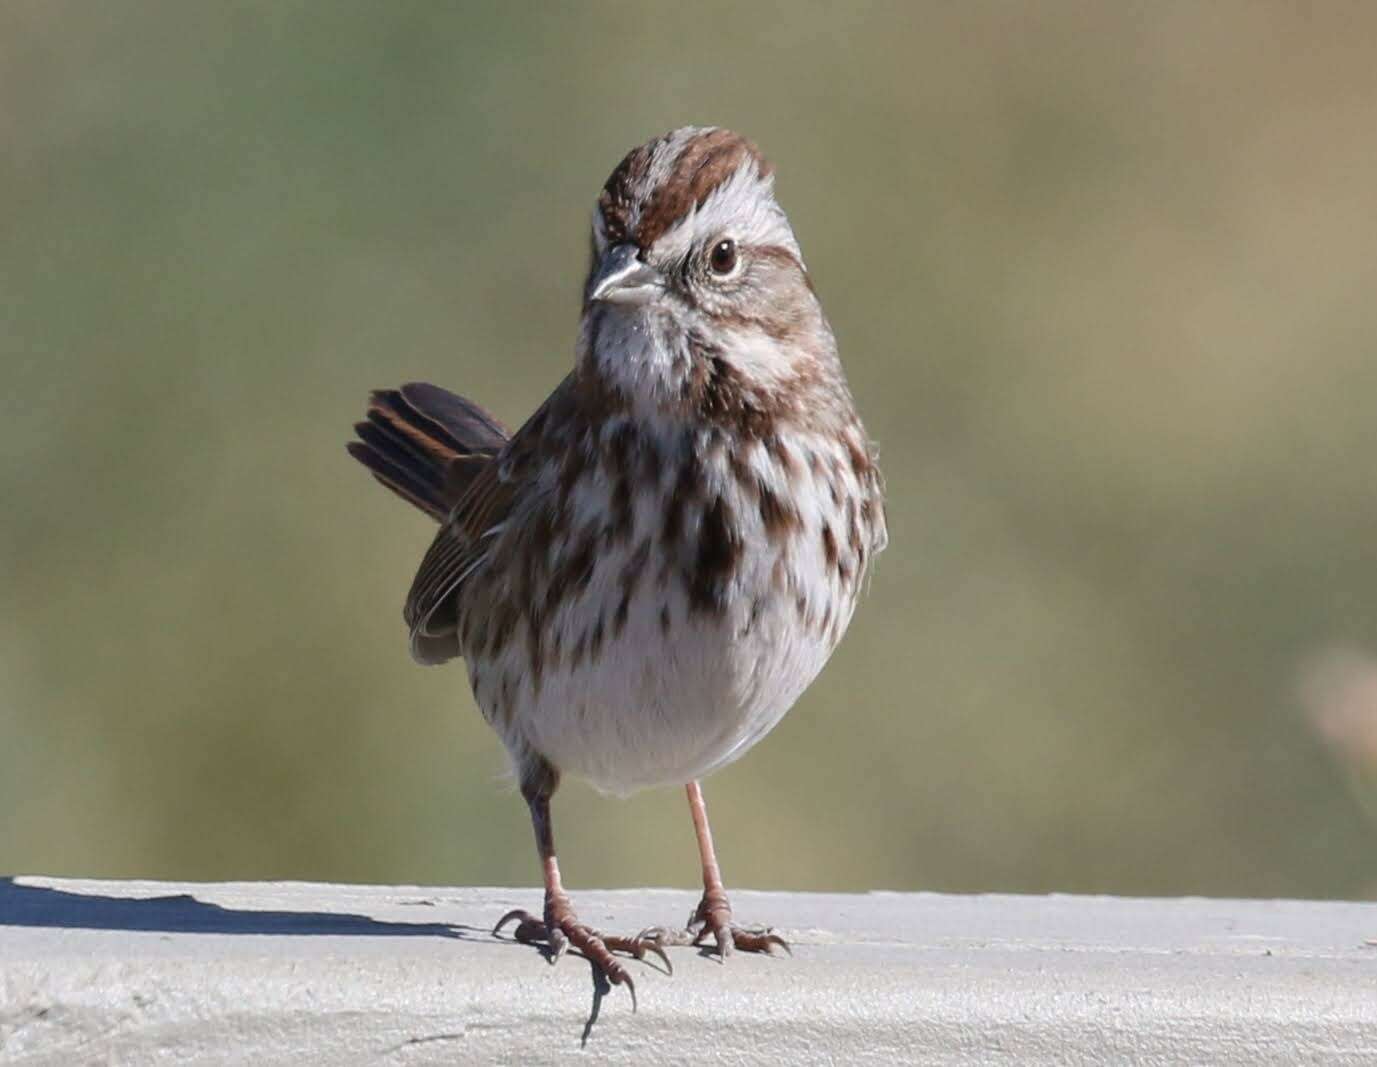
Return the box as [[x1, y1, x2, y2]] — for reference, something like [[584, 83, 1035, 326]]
[[401, 378, 571, 665]]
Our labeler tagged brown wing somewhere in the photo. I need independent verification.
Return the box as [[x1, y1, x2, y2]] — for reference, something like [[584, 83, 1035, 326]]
[[402, 378, 570, 665]]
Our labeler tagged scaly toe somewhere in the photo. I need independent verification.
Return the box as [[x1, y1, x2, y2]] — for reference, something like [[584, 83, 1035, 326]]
[[731, 926, 791, 956], [560, 922, 637, 1008], [495, 904, 664, 1001], [691, 919, 790, 959], [636, 924, 697, 948], [603, 932, 673, 975]]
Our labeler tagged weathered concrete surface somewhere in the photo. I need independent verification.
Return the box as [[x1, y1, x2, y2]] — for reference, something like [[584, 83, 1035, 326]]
[[1, 876, 1375, 1065]]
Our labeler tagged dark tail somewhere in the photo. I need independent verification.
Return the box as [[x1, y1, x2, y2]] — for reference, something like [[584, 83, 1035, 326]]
[[347, 382, 509, 521]]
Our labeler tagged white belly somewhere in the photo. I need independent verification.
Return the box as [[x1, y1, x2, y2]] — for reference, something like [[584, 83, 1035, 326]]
[[464, 422, 876, 795], [510, 574, 849, 794]]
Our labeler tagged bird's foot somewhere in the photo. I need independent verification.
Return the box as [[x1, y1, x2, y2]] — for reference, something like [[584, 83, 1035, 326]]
[[640, 887, 791, 960], [493, 896, 672, 1009]]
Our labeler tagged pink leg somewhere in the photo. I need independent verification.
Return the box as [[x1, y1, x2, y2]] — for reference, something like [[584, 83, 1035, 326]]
[[675, 781, 791, 959], [493, 762, 671, 1007]]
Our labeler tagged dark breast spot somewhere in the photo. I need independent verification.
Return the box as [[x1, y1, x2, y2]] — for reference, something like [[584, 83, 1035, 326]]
[[543, 523, 599, 619], [821, 524, 839, 568], [588, 613, 606, 662], [687, 495, 743, 615], [759, 483, 801, 541], [556, 440, 589, 505], [845, 433, 872, 478], [608, 476, 633, 543], [640, 434, 663, 486], [662, 452, 705, 548], [764, 434, 798, 476]]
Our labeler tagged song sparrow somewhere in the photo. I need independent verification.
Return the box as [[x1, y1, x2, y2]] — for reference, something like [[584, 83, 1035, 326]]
[[348, 126, 886, 1006]]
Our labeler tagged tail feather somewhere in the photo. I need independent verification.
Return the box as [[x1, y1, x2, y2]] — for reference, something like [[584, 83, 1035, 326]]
[[347, 383, 509, 521], [347, 425, 448, 520], [394, 382, 508, 451]]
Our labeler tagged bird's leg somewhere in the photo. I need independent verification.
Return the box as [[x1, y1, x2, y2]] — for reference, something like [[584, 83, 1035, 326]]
[[643, 781, 790, 959], [492, 758, 670, 1005]]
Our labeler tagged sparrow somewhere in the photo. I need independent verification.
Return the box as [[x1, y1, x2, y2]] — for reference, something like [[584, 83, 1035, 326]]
[[348, 126, 886, 1006]]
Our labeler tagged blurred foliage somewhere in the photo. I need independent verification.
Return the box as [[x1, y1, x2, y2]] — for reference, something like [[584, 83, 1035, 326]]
[[3, 1, 1377, 900]]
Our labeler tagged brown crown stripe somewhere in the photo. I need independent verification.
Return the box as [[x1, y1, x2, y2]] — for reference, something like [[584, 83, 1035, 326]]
[[598, 139, 654, 245], [600, 129, 773, 251]]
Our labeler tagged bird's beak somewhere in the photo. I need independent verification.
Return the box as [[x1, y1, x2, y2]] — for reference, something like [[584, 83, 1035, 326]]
[[588, 244, 664, 306]]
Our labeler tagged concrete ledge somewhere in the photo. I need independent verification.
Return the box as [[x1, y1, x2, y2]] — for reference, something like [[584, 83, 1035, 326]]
[[2, 877, 1375, 1064]]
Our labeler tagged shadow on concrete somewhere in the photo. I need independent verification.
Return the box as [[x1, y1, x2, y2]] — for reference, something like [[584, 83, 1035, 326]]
[[3, 878, 650, 1045], [0, 878, 473, 938]]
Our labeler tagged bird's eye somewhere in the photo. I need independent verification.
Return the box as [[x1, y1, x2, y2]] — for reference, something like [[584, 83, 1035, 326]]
[[709, 239, 738, 275]]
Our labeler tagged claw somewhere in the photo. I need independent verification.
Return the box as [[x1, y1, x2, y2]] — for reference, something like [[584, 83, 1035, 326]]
[[494, 905, 658, 1005], [644, 940, 673, 975], [549, 925, 570, 962], [492, 908, 551, 948], [493, 908, 528, 936], [696, 924, 791, 959]]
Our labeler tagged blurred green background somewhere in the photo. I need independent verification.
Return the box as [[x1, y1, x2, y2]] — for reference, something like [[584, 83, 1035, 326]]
[[4, 1, 1377, 901]]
